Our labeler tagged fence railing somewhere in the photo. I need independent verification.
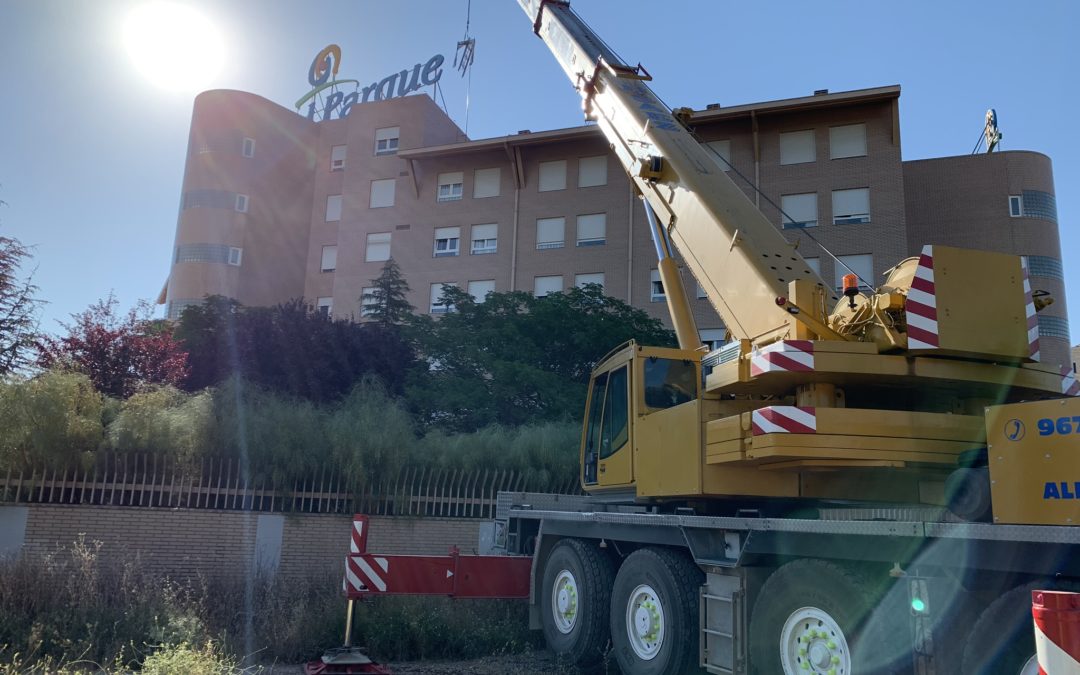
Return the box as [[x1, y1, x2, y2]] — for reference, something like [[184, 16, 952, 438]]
[[0, 454, 581, 518]]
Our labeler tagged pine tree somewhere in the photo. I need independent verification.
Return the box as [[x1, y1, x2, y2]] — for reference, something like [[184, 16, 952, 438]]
[[362, 259, 414, 328], [0, 232, 42, 377]]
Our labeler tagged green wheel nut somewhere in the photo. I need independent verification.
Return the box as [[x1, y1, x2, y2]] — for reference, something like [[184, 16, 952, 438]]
[[827, 640, 836, 649], [831, 655, 840, 664]]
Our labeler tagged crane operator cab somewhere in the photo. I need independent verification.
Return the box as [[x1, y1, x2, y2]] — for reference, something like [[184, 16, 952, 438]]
[[581, 342, 701, 497]]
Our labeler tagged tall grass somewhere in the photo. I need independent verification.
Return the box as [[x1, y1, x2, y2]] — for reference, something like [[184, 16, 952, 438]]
[[0, 539, 538, 671]]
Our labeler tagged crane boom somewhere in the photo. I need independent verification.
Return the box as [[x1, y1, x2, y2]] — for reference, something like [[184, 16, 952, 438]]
[[518, 0, 833, 346]]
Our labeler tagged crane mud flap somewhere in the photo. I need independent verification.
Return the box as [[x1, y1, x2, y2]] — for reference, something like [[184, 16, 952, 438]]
[[343, 515, 531, 598]]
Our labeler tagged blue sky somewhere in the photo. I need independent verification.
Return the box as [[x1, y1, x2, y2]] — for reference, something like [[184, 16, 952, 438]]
[[1, 0, 1077, 342]]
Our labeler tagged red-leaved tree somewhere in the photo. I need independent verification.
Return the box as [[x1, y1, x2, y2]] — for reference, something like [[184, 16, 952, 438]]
[[37, 295, 189, 398]]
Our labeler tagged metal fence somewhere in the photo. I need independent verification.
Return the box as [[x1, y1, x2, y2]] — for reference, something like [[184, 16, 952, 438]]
[[0, 454, 581, 518]]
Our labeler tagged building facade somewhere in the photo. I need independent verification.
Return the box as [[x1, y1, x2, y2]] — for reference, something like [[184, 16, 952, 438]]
[[165, 85, 1070, 366]]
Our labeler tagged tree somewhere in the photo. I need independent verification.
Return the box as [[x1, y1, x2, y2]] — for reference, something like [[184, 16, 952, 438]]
[[0, 233, 41, 377], [361, 258, 414, 328], [37, 295, 189, 398], [407, 284, 675, 431], [174, 296, 416, 401]]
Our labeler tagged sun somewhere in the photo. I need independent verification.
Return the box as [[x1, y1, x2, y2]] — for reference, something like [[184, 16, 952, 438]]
[[124, 2, 224, 92]]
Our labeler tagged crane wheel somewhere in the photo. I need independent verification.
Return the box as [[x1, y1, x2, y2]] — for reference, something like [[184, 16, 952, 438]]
[[608, 547, 704, 675], [539, 538, 616, 671], [748, 559, 912, 674], [945, 467, 993, 522], [960, 580, 1069, 674]]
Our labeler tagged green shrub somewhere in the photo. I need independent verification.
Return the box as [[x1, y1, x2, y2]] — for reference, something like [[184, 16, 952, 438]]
[[106, 386, 215, 466], [327, 378, 417, 490], [141, 640, 240, 675], [0, 369, 103, 471]]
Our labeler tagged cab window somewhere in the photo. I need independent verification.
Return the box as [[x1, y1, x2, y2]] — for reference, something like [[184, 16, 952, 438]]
[[643, 357, 697, 412], [600, 366, 628, 459]]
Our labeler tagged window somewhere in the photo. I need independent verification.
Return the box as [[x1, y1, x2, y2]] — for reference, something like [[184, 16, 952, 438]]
[[832, 188, 870, 224], [326, 195, 343, 221], [227, 247, 242, 266], [434, 226, 460, 257], [242, 137, 255, 158], [700, 328, 726, 351], [468, 279, 495, 302], [781, 193, 818, 228], [804, 257, 821, 276], [1021, 190, 1057, 222], [576, 213, 606, 246], [780, 129, 816, 165], [473, 168, 500, 198], [696, 283, 707, 299], [582, 365, 629, 484], [430, 283, 455, 314], [235, 193, 249, 213], [330, 145, 347, 171], [706, 140, 731, 170], [316, 297, 333, 318], [366, 232, 391, 262], [833, 254, 873, 291], [1037, 315, 1071, 340], [360, 287, 378, 317], [536, 217, 566, 249], [578, 156, 607, 187], [471, 223, 498, 254], [375, 127, 400, 155], [534, 275, 563, 297], [830, 124, 867, 159], [182, 189, 235, 209], [1009, 195, 1023, 217], [321, 245, 337, 272], [575, 273, 605, 291], [1024, 255, 1064, 280], [538, 160, 567, 192], [370, 179, 395, 208], [643, 357, 697, 412], [650, 269, 665, 302], [437, 172, 463, 202]]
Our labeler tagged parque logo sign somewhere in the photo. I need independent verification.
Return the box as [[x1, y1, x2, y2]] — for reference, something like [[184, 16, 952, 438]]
[[295, 44, 445, 122]]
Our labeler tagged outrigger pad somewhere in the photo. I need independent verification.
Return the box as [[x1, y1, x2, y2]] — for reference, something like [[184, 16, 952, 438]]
[[304, 647, 391, 675]]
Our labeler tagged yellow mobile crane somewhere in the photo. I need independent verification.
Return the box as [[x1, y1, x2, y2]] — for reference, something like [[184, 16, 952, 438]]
[[332, 3, 1080, 674]]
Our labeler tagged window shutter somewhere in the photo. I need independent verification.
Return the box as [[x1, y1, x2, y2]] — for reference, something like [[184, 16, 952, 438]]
[[804, 257, 821, 276], [435, 226, 460, 240], [706, 140, 731, 170], [781, 193, 818, 227], [829, 124, 866, 159], [468, 279, 495, 302], [326, 195, 343, 221], [575, 273, 605, 289], [538, 160, 567, 192], [834, 254, 873, 289], [576, 213, 606, 242], [536, 217, 565, 247], [330, 145, 347, 170], [370, 179, 395, 208], [534, 275, 563, 297], [780, 130, 816, 165], [375, 127, 399, 142], [832, 188, 870, 222], [473, 168, 500, 198], [471, 223, 497, 241], [321, 245, 337, 271], [578, 156, 607, 187], [366, 232, 391, 262]]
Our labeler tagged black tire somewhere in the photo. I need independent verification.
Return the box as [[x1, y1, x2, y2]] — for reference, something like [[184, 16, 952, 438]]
[[609, 547, 704, 675], [960, 581, 1050, 674], [540, 538, 616, 670], [748, 559, 912, 674]]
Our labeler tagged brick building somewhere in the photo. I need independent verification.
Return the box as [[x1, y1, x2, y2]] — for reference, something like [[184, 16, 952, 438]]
[[164, 84, 1070, 366]]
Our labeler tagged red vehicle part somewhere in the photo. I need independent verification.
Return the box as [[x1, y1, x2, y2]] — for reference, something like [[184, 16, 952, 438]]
[[1032, 590, 1080, 673], [343, 515, 532, 599]]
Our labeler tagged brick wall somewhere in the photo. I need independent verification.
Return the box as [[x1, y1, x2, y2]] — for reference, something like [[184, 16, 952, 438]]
[[4, 504, 481, 581]]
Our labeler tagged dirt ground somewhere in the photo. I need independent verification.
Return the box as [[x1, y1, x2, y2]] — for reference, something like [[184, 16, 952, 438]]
[[271, 650, 589, 674]]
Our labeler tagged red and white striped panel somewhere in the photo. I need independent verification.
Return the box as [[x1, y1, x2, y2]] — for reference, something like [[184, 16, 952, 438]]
[[906, 245, 940, 350], [1032, 590, 1080, 674], [751, 406, 817, 435], [350, 515, 368, 554], [1062, 365, 1080, 397], [1022, 258, 1041, 362], [750, 340, 815, 377], [345, 554, 389, 593]]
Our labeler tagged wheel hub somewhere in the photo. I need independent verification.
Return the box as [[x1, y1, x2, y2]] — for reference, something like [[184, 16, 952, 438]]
[[780, 607, 850, 674], [551, 570, 579, 635], [625, 584, 665, 660]]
